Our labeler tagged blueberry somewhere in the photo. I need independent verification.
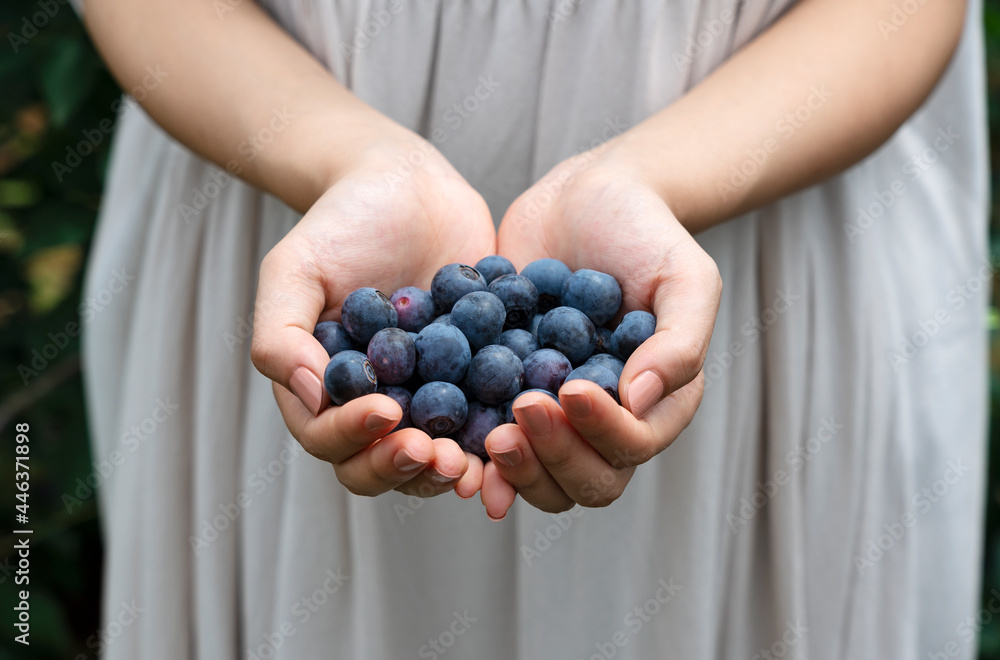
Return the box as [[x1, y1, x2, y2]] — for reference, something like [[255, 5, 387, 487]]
[[536, 306, 597, 365], [594, 327, 613, 355], [323, 350, 378, 405], [586, 353, 625, 379], [378, 385, 413, 431], [313, 321, 354, 356], [522, 348, 573, 394], [610, 311, 657, 361], [411, 381, 469, 437], [450, 291, 506, 352], [431, 314, 452, 325], [455, 402, 503, 461], [564, 363, 620, 404], [504, 388, 560, 424], [466, 345, 524, 405], [431, 263, 487, 314], [498, 329, 539, 361], [390, 287, 436, 333], [474, 255, 517, 284], [561, 269, 622, 326], [488, 274, 539, 329], [414, 323, 472, 384], [366, 327, 416, 385], [520, 258, 572, 313], [341, 288, 397, 346], [407, 331, 420, 344], [528, 314, 544, 340]]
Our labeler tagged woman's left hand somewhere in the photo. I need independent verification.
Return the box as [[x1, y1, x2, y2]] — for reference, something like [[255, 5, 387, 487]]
[[482, 155, 722, 519]]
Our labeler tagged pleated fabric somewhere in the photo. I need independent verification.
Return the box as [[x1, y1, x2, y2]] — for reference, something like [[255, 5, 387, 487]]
[[77, 1, 989, 658]]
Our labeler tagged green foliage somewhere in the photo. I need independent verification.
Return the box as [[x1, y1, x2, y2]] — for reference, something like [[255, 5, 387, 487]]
[[0, 1, 118, 658]]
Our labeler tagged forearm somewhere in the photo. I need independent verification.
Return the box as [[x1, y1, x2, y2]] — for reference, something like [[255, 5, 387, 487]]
[[607, 0, 967, 233], [83, 0, 409, 212]]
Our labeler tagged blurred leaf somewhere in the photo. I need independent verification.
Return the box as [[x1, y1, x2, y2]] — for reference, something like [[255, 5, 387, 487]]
[[24, 243, 82, 312], [0, 211, 23, 253], [0, 179, 40, 207], [40, 38, 95, 128]]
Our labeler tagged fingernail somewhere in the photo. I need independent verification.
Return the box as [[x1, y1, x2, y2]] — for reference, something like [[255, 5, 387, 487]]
[[490, 445, 522, 468], [513, 402, 551, 437], [429, 470, 459, 484], [392, 450, 426, 472], [488, 510, 507, 522], [563, 391, 592, 418], [289, 367, 325, 416], [366, 412, 397, 433], [628, 370, 663, 419]]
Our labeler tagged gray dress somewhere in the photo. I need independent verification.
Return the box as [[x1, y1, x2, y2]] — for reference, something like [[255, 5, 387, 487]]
[[78, 1, 989, 658]]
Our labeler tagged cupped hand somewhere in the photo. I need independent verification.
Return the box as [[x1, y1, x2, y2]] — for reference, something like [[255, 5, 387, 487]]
[[251, 136, 496, 500], [483, 156, 722, 518]]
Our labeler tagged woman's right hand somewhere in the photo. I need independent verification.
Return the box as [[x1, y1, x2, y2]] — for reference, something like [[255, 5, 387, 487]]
[[250, 134, 496, 501]]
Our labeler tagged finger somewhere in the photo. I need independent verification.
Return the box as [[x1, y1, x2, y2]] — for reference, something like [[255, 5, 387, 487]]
[[512, 394, 633, 508], [395, 438, 469, 497], [332, 427, 436, 496], [275, 388, 407, 464], [251, 244, 331, 416], [486, 423, 574, 513], [621, 242, 721, 419], [481, 461, 517, 521], [560, 375, 704, 468], [455, 454, 485, 499]]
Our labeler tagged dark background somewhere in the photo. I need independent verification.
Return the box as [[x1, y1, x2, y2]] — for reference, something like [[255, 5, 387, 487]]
[[0, 2, 999, 659]]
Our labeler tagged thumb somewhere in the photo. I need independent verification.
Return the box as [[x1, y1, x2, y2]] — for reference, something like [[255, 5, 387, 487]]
[[250, 246, 332, 416], [620, 245, 722, 420]]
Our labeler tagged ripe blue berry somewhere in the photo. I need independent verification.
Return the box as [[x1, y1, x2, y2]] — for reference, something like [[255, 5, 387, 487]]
[[561, 269, 622, 326], [488, 274, 539, 329], [414, 323, 472, 384], [498, 329, 539, 361], [474, 255, 517, 284], [522, 348, 573, 394], [390, 287, 435, 333], [323, 350, 377, 405], [586, 353, 625, 379], [528, 314, 544, 340], [431, 263, 487, 314], [564, 363, 620, 404], [366, 328, 416, 385], [431, 313, 452, 325], [341, 288, 397, 346], [520, 258, 572, 313], [536, 306, 597, 365], [314, 321, 354, 356], [450, 291, 506, 352], [378, 385, 412, 431], [411, 381, 469, 437], [466, 345, 524, 405], [455, 402, 503, 461], [611, 311, 657, 361]]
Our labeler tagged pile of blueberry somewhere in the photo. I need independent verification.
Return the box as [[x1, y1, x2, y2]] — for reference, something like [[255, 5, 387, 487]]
[[314, 257, 656, 462]]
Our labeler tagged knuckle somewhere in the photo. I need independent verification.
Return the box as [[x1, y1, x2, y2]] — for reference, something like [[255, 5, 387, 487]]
[[249, 337, 272, 373], [577, 472, 627, 508], [675, 334, 709, 378]]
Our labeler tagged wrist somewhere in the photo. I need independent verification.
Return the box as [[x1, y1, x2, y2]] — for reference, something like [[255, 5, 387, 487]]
[[258, 104, 416, 213], [593, 124, 733, 234]]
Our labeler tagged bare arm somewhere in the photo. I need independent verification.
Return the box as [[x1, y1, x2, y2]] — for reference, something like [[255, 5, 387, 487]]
[[606, 0, 968, 232], [82, 0, 409, 213]]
